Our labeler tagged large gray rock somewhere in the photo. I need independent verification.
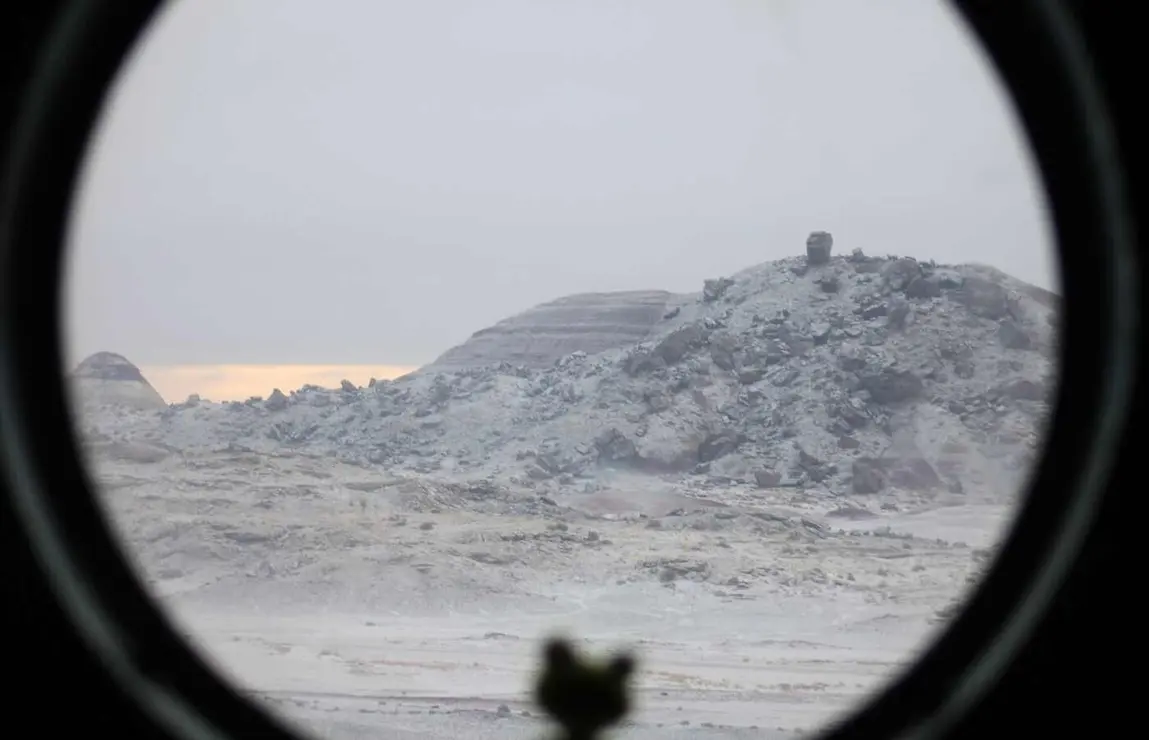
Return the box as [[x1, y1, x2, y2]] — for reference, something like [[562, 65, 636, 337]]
[[595, 428, 637, 464], [703, 277, 734, 303], [882, 258, 922, 292], [806, 231, 834, 265], [625, 322, 709, 375], [428, 290, 673, 371], [753, 468, 782, 488]]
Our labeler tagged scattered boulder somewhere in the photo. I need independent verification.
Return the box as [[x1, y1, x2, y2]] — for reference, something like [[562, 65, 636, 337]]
[[703, 277, 735, 303], [806, 231, 834, 265], [881, 258, 922, 292], [698, 430, 742, 463], [635, 428, 704, 472], [654, 323, 708, 365], [595, 428, 637, 464], [753, 469, 782, 488], [796, 448, 835, 482]]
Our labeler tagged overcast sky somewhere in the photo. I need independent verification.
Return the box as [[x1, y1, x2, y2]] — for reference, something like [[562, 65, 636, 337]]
[[63, 0, 1055, 369]]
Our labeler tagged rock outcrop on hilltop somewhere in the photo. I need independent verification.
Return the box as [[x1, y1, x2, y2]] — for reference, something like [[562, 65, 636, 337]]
[[79, 236, 1059, 503], [71, 351, 167, 410]]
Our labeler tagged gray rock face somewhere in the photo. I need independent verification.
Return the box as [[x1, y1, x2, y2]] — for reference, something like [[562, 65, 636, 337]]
[[428, 290, 674, 371], [71, 352, 167, 410]]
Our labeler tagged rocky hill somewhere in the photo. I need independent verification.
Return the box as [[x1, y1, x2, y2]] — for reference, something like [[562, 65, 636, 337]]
[[74, 238, 1057, 504]]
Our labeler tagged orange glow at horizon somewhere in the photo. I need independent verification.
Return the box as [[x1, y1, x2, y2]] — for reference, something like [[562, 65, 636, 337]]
[[139, 364, 420, 404]]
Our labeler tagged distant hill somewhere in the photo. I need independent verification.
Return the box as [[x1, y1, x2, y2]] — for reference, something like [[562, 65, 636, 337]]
[[72, 351, 167, 410]]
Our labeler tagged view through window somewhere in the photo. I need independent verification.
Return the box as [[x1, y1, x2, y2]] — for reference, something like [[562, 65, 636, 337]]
[[64, 1, 1058, 738]]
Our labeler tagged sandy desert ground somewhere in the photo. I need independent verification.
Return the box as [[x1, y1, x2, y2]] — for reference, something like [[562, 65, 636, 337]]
[[89, 448, 1012, 740]]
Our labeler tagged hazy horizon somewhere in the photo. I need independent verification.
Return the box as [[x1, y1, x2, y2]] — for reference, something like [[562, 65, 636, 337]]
[[131, 363, 416, 404], [64, 0, 1056, 376]]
